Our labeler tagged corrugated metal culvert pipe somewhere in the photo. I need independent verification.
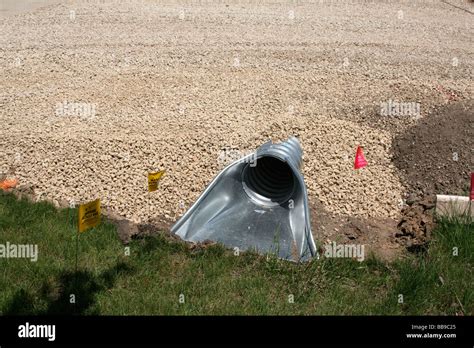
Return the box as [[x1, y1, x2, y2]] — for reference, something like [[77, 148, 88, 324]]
[[171, 137, 317, 261]]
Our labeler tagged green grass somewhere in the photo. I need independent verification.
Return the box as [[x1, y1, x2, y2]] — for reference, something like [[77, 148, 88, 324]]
[[0, 191, 472, 315]]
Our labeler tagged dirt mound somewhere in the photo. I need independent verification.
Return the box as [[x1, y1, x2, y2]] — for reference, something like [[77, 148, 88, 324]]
[[392, 100, 473, 198], [395, 196, 436, 252]]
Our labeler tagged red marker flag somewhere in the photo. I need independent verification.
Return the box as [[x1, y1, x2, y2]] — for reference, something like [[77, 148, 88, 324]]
[[0, 178, 18, 190], [354, 146, 368, 170], [470, 173, 474, 201]]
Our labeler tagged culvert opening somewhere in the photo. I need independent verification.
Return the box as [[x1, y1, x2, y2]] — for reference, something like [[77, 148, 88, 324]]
[[242, 156, 295, 206]]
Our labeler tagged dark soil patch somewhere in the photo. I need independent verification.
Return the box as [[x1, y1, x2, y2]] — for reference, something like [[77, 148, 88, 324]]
[[391, 100, 473, 250], [392, 100, 473, 198]]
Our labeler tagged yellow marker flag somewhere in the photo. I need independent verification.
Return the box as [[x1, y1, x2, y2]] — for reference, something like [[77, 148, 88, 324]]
[[78, 199, 101, 233], [148, 170, 165, 192]]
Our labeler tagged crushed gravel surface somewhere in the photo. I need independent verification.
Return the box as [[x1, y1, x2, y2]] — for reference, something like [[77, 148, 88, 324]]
[[1, 0, 472, 227]]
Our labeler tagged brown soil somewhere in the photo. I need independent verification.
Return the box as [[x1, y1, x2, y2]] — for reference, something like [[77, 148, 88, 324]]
[[395, 196, 436, 252], [310, 199, 402, 261], [392, 100, 473, 199], [389, 100, 473, 251]]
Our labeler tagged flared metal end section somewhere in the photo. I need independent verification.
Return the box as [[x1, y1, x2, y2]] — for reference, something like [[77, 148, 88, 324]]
[[171, 137, 317, 262]]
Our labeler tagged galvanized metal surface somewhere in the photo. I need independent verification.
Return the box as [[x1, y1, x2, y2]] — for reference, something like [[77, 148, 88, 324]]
[[171, 137, 317, 261]]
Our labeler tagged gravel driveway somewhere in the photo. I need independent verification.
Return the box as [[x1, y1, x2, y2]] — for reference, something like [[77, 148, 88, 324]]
[[1, 0, 472, 229]]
